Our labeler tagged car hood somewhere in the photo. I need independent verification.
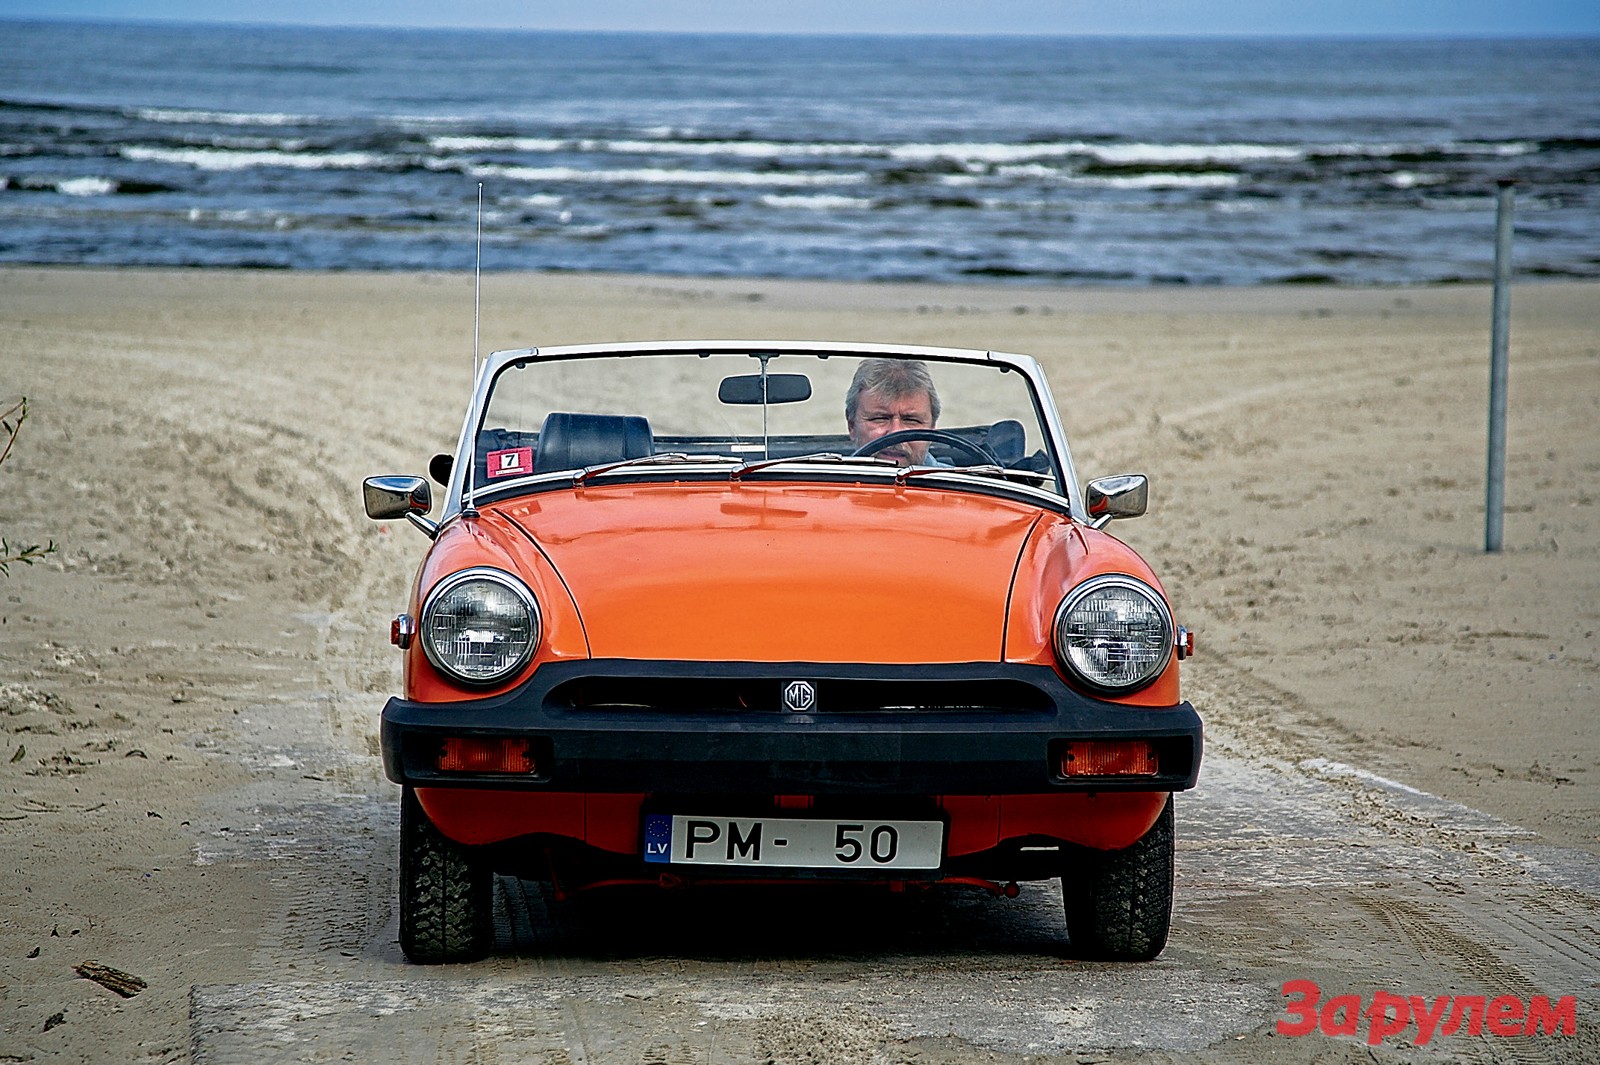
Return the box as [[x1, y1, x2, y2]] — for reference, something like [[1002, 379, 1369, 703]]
[[492, 483, 1045, 663]]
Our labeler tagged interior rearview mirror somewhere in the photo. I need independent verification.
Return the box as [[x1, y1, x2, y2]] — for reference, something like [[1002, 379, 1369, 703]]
[[718, 373, 812, 405]]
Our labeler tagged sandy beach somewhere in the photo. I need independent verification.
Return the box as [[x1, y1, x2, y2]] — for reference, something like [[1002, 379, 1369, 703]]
[[2, 267, 1596, 1060]]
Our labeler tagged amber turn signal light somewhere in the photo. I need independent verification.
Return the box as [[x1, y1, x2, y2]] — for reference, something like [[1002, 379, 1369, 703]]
[[1060, 740, 1158, 777], [437, 737, 536, 774]]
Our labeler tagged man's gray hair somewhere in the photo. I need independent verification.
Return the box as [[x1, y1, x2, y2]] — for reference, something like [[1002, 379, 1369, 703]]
[[844, 358, 941, 424]]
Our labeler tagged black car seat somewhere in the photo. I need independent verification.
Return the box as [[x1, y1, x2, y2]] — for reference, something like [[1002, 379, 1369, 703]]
[[535, 412, 655, 474]]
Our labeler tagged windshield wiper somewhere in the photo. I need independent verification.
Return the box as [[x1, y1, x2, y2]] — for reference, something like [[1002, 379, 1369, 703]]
[[571, 452, 738, 486], [731, 452, 898, 480], [892, 464, 1054, 490], [894, 463, 1010, 485]]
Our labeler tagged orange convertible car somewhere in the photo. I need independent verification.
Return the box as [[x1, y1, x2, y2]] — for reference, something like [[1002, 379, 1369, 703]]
[[363, 342, 1201, 963]]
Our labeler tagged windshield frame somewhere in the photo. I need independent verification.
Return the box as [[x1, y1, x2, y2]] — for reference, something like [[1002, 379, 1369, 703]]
[[441, 341, 1085, 520]]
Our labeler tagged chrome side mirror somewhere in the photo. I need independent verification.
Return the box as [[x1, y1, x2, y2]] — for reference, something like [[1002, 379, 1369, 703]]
[[363, 475, 438, 538], [1085, 474, 1148, 528]]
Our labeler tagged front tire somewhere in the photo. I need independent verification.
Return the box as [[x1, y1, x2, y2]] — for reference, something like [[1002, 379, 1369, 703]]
[[1061, 796, 1174, 961], [399, 787, 492, 964]]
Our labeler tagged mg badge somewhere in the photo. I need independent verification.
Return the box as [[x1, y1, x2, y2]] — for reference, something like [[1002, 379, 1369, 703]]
[[782, 680, 816, 713]]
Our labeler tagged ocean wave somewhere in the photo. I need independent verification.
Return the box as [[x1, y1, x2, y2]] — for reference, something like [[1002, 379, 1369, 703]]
[[2, 174, 181, 196], [0, 96, 84, 114], [982, 164, 1058, 181], [56, 176, 117, 196], [133, 106, 323, 127], [1080, 143, 1301, 165], [1384, 171, 1448, 189], [184, 134, 316, 152], [975, 164, 1239, 190], [469, 163, 869, 188], [429, 134, 1309, 170], [1304, 139, 1537, 161], [629, 137, 1302, 169], [430, 135, 569, 153], [185, 207, 293, 228], [1070, 172, 1241, 190], [760, 193, 874, 210], [509, 193, 565, 208], [414, 131, 1549, 178], [600, 138, 874, 160], [1468, 140, 1539, 157], [121, 145, 390, 171], [436, 134, 886, 159], [1, 175, 124, 196]]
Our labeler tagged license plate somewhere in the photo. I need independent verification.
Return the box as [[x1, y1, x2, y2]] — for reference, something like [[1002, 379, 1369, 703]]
[[643, 814, 943, 870]]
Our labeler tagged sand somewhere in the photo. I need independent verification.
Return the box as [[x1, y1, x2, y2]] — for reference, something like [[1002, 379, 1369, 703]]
[[1, 267, 1596, 1059]]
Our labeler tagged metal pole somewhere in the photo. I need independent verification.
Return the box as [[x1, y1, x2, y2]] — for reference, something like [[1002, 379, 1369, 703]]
[[1484, 179, 1514, 553]]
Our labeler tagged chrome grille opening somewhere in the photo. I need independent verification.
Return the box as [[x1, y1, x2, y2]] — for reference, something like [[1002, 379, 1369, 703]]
[[547, 676, 1053, 715]]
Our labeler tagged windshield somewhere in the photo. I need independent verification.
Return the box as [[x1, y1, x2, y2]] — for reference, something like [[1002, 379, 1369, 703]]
[[469, 349, 1062, 497]]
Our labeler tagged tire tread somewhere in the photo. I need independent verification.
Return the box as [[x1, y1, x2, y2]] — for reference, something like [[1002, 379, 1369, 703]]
[[1062, 796, 1175, 961], [399, 787, 492, 964]]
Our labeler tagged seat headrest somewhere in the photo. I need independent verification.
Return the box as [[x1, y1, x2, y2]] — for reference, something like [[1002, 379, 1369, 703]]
[[536, 412, 655, 474]]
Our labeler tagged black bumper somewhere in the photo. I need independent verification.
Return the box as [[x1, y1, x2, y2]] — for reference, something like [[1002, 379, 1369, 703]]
[[381, 659, 1202, 795]]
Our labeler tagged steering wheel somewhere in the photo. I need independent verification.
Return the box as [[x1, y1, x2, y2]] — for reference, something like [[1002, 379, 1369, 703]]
[[852, 428, 999, 467]]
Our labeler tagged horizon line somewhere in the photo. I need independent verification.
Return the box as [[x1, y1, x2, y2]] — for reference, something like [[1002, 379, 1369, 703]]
[[3, 14, 1597, 40]]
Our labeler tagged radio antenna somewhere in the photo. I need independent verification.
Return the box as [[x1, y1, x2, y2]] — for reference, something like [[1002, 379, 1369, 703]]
[[473, 181, 484, 381], [462, 183, 484, 520]]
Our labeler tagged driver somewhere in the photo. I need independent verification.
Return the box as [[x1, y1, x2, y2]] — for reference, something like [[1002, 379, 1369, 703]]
[[845, 358, 941, 467]]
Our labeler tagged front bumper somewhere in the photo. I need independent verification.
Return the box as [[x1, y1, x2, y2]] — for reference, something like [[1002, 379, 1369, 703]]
[[381, 659, 1202, 795]]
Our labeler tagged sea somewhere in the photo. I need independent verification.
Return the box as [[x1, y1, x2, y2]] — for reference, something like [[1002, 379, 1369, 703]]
[[2, 20, 1597, 286]]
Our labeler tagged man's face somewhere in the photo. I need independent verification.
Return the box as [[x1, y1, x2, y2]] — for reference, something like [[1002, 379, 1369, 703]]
[[848, 388, 935, 466]]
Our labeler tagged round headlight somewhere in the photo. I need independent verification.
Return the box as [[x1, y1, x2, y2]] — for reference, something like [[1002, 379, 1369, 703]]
[[1053, 575, 1174, 693], [420, 568, 540, 685]]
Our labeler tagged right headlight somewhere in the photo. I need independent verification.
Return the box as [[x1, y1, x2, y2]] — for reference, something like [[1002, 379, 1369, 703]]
[[420, 567, 541, 685], [1053, 574, 1174, 693]]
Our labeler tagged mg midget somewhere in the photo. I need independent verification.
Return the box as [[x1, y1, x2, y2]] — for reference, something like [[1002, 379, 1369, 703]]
[[362, 341, 1201, 963]]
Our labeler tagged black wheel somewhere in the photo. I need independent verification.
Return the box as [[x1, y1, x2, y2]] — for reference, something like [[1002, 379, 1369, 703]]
[[1061, 796, 1174, 961], [399, 787, 492, 964]]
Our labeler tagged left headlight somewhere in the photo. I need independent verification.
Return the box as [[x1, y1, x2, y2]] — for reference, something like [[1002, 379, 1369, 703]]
[[420, 568, 541, 685], [1053, 574, 1174, 694]]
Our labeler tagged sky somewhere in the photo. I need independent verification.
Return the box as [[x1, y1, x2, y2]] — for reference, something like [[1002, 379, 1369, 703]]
[[2, 0, 1598, 36]]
